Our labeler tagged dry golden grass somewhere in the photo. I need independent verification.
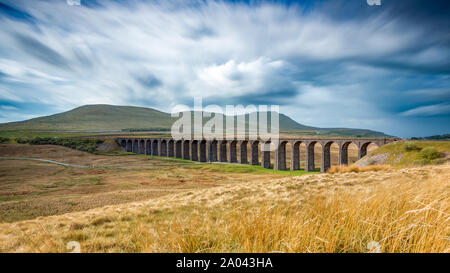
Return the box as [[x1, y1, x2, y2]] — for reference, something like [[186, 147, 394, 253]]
[[0, 164, 448, 253], [327, 164, 393, 174]]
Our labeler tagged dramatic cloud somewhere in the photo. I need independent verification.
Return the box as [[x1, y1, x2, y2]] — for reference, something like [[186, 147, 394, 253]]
[[0, 0, 449, 137]]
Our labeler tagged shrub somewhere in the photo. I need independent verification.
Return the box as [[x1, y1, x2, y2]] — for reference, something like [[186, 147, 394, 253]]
[[418, 147, 441, 161], [15, 137, 30, 144], [0, 137, 10, 143], [20, 137, 103, 153], [403, 142, 421, 152], [413, 147, 444, 165]]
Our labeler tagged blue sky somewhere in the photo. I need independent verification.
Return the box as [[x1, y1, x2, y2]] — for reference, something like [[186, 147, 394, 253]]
[[0, 0, 449, 138]]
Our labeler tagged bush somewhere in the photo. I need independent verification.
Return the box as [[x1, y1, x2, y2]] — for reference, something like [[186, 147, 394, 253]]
[[17, 137, 103, 153], [419, 147, 441, 161], [403, 142, 421, 152], [0, 137, 10, 143], [15, 137, 30, 144], [413, 147, 443, 165]]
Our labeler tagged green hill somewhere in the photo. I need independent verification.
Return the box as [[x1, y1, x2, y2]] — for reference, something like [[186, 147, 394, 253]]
[[356, 141, 450, 167], [0, 105, 172, 131], [0, 104, 391, 137]]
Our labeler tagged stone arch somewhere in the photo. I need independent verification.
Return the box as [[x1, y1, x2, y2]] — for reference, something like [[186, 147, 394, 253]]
[[199, 140, 207, 162], [152, 139, 159, 156], [274, 140, 288, 170], [120, 140, 127, 151], [175, 140, 182, 158], [168, 140, 174, 157], [160, 139, 167, 156], [321, 141, 335, 172], [359, 141, 379, 159], [290, 141, 302, 171], [191, 140, 199, 161], [339, 141, 354, 165], [239, 140, 249, 164], [229, 140, 238, 163], [209, 140, 218, 162], [145, 140, 151, 155], [261, 141, 271, 169], [133, 139, 139, 153], [250, 140, 259, 165], [306, 141, 322, 172], [126, 139, 133, 152], [219, 140, 228, 162], [183, 140, 190, 160], [139, 139, 145, 154]]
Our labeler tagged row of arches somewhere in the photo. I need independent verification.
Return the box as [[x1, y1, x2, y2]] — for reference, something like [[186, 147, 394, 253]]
[[118, 138, 385, 172], [276, 140, 379, 172]]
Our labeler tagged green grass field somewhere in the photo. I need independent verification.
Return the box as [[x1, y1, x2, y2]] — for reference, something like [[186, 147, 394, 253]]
[[186, 163, 316, 175]]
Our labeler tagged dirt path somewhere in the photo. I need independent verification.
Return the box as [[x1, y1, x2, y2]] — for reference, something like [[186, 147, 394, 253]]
[[0, 156, 91, 168], [0, 156, 202, 168]]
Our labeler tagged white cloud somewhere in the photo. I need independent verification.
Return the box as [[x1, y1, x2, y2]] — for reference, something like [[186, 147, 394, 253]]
[[193, 58, 289, 97], [0, 59, 66, 83], [0, 105, 18, 111], [400, 103, 450, 117]]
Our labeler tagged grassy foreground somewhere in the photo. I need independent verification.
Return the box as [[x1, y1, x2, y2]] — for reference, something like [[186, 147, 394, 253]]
[[0, 164, 448, 253], [0, 144, 300, 223]]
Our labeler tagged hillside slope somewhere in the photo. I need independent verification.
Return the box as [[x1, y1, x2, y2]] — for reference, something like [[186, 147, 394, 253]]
[[356, 141, 450, 167], [0, 105, 172, 131], [0, 104, 391, 137]]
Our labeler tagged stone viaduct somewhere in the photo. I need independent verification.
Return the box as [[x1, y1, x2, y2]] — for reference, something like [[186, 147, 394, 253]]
[[115, 137, 397, 172]]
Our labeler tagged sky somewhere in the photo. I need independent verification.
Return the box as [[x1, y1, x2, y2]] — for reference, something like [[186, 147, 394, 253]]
[[0, 0, 449, 138]]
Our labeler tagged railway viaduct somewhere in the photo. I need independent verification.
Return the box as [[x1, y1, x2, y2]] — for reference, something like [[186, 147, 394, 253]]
[[115, 137, 397, 172]]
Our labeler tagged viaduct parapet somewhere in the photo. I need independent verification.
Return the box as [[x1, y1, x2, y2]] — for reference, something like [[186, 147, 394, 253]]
[[115, 137, 397, 172]]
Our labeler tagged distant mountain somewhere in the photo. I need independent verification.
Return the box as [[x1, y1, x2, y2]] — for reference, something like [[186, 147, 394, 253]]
[[0, 105, 172, 131], [411, 134, 450, 140], [0, 104, 391, 137]]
